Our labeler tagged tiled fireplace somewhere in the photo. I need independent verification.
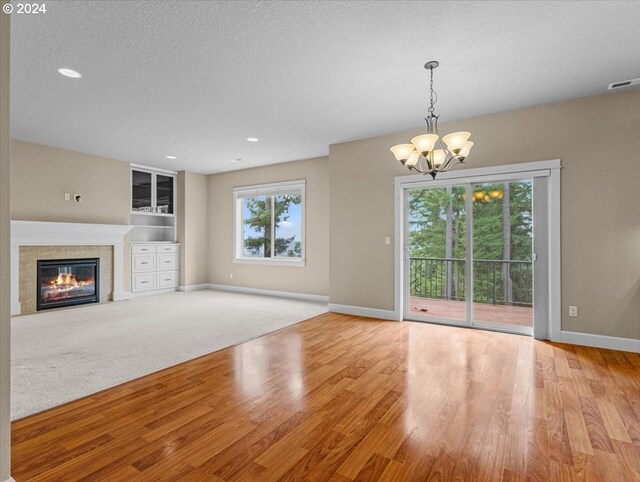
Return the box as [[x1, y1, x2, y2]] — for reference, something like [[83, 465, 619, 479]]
[[11, 221, 133, 316], [19, 246, 112, 315]]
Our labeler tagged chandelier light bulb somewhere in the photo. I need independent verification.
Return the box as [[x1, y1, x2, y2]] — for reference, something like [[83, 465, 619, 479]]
[[432, 150, 446, 167], [458, 141, 474, 159], [442, 131, 471, 154], [411, 134, 439, 155], [390, 144, 415, 162], [406, 151, 420, 167]]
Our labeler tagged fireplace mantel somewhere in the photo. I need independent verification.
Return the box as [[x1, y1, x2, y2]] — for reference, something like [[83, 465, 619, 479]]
[[11, 220, 132, 245], [11, 220, 134, 315]]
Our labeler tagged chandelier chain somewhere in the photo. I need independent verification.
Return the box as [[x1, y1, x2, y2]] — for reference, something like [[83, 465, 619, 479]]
[[428, 67, 435, 115]]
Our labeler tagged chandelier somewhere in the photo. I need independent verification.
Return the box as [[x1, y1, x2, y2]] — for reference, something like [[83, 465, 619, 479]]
[[390, 61, 473, 178]]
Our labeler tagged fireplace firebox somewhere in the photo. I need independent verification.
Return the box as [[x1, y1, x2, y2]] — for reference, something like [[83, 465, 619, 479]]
[[37, 258, 99, 310]]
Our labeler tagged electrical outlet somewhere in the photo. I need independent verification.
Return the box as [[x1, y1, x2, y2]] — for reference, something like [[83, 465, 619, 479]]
[[229, 273, 234, 280], [384, 236, 391, 245], [64, 192, 71, 201], [569, 306, 578, 317]]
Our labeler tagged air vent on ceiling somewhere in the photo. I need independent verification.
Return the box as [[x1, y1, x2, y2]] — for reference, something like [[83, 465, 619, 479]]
[[607, 78, 640, 90]]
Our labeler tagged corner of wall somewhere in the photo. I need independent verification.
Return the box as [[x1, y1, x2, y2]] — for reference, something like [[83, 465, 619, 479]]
[[0, 11, 11, 482], [177, 171, 187, 286]]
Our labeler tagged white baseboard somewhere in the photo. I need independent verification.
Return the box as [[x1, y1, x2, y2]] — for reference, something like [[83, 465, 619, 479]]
[[328, 303, 400, 321], [208, 284, 328, 303], [3, 477, 16, 482], [177, 284, 211, 292], [126, 288, 178, 299], [561, 331, 640, 353]]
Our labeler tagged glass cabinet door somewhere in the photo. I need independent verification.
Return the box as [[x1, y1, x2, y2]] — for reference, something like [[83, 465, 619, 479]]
[[131, 170, 153, 212], [155, 174, 174, 214]]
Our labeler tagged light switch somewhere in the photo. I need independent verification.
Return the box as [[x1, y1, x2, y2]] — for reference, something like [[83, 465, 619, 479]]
[[384, 237, 391, 245]]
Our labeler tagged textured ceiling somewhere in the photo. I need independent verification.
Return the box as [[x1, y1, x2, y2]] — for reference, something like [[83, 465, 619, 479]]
[[10, 1, 640, 173]]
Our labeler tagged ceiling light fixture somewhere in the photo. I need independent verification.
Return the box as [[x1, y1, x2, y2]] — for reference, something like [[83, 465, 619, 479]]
[[390, 61, 473, 179], [246, 137, 259, 142], [166, 155, 177, 160], [229, 158, 242, 163], [57, 68, 82, 78]]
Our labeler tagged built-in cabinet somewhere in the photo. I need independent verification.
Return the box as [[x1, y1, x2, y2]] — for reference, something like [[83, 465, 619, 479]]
[[130, 164, 177, 243], [131, 243, 179, 293], [129, 164, 179, 294]]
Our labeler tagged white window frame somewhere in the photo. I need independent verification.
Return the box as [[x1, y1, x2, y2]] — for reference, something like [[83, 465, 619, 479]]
[[233, 180, 306, 267]]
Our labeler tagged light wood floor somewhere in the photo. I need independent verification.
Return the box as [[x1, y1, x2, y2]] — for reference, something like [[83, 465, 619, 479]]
[[12, 312, 640, 481]]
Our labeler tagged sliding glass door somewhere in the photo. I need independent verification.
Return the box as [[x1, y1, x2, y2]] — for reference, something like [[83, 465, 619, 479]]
[[407, 186, 468, 324], [471, 180, 533, 332], [405, 175, 543, 335]]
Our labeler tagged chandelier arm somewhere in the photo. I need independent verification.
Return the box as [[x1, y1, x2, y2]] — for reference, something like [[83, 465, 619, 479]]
[[434, 137, 454, 172], [446, 157, 464, 172], [439, 155, 458, 172], [424, 153, 433, 172], [419, 154, 430, 174]]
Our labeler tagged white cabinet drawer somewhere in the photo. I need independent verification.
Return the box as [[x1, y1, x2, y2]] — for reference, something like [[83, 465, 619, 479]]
[[157, 253, 178, 271], [130, 243, 180, 295], [133, 273, 156, 292], [157, 270, 178, 289], [133, 254, 156, 272], [132, 245, 157, 255], [157, 244, 179, 253]]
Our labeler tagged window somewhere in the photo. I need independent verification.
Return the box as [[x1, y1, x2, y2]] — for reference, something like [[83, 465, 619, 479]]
[[233, 180, 305, 266]]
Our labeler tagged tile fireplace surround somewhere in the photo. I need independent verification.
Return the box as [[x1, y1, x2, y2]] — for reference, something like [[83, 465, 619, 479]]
[[10, 221, 133, 316]]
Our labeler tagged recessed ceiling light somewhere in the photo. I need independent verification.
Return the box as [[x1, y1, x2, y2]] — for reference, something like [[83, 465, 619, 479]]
[[246, 137, 259, 142], [166, 155, 177, 160], [57, 68, 82, 78], [229, 158, 242, 163]]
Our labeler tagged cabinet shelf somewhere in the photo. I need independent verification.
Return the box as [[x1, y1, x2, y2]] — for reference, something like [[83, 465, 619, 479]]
[[130, 211, 175, 218]]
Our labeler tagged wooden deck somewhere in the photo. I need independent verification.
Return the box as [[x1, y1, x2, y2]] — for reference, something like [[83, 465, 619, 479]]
[[410, 296, 533, 327], [11, 312, 640, 481]]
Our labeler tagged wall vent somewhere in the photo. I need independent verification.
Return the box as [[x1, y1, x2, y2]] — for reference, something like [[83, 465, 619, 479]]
[[607, 77, 640, 90]]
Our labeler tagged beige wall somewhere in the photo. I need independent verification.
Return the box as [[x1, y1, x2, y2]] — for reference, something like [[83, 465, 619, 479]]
[[208, 157, 329, 296], [11, 140, 130, 225], [177, 171, 209, 286], [0, 12, 10, 481], [330, 90, 640, 340], [11, 140, 133, 292]]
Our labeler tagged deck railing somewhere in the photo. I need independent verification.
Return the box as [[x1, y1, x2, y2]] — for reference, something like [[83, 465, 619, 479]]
[[409, 257, 533, 307]]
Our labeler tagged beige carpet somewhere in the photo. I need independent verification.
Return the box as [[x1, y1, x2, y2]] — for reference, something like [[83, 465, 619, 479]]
[[11, 290, 327, 420]]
